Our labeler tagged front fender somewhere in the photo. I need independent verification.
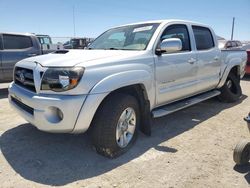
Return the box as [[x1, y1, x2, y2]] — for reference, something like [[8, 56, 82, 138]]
[[72, 70, 155, 134], [90, 70, 154, 103]]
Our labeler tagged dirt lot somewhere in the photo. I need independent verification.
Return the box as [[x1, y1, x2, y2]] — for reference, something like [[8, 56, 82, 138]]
[[0, 78, 250, 188]]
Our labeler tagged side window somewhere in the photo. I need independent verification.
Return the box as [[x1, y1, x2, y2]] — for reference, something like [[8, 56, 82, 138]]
[[192, 26, 215, 50], [3, 34, 33, 50], [226, 41, 232, 48], [231, 42, 237, 47], [160, 24, 191, 51], [236, 41, 242, 47]]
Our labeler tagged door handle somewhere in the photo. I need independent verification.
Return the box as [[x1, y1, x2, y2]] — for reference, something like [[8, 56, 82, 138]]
[[188, 58, 196, 64], [214, 56, 219, 61]]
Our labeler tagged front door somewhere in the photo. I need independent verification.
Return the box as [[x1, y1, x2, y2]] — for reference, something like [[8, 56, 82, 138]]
[[154, 24, 198, 106]]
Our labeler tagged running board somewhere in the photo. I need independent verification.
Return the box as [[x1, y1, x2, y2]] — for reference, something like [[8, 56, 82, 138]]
[[152, 90, 221, 118]]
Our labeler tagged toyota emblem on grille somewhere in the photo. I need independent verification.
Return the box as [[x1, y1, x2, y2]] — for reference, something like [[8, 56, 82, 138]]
[[19, 72, 25, 83]]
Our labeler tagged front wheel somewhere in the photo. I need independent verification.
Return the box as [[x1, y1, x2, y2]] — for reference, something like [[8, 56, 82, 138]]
[[91, 93, 140, 158], [218, 73, 242, 103]]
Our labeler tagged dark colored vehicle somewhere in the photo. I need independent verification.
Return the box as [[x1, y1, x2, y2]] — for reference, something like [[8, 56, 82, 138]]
[[246, 50, 250, 75], [0, 33, 41, 82], [63, 38, 93, 49], [219, 40, 243, 50]]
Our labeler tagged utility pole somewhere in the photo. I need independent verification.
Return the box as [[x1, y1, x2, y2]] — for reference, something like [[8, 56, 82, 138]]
[[231, 17, 235, 40], [73, 6, 76, 37]]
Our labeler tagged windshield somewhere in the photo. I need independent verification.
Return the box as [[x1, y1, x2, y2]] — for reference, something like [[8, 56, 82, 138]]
[[88, 23, 160, 50]]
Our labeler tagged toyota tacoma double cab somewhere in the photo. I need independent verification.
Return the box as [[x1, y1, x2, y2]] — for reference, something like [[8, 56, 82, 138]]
[[8, 20, 247, 158]]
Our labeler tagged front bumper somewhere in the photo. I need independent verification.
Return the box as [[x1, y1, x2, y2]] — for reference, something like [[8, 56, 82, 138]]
[[8, 83, 87, 133]]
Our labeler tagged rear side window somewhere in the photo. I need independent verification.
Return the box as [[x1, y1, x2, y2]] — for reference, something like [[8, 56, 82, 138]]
[[3, 34, 33, 50], [192, 26, 215, 50]]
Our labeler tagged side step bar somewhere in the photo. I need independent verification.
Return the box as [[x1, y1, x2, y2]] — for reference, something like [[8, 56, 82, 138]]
[[152, 90, 221, 118]]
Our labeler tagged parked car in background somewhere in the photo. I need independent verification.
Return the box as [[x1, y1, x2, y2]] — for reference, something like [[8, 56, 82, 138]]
[[63, 38, 93, 49], [9, 20, 247, 157], [241, 43, 250, 51], [0, 33, 42, 82], [218, 40, 243, 50], [36, 34, 63, 54], [246, 50, 250, 75]]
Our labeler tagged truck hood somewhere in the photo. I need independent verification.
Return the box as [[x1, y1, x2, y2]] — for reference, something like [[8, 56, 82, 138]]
[[24, 50, 144, 67]]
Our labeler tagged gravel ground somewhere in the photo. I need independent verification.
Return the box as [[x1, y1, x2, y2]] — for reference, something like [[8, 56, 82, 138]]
[[0, 78, 250, 188]]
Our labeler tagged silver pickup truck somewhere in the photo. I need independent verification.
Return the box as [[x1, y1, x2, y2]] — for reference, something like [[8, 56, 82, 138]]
[[8, 20, 247, 157]]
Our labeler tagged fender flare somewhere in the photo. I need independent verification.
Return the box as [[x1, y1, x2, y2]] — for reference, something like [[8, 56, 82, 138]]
[[217, 61, 241, 88]]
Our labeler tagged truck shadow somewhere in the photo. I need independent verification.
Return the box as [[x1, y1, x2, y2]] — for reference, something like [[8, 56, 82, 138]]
[[234, 164, 250, 184], [0, 96, 247, 186]]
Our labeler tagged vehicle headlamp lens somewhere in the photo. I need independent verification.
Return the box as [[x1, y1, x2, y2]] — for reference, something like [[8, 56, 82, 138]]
[[41, 67, 84, 92]]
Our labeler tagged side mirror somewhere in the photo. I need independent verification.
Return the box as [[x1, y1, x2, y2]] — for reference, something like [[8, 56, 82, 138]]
[[157, 38, 182, 54]]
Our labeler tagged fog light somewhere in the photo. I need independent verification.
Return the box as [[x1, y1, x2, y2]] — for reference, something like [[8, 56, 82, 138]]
[[44, 107, 64, 124]]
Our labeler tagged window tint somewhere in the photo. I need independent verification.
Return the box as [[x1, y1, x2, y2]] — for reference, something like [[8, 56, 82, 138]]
[[161, 24, 191, 51], [3, 34, 33, 49], [192, 26, 214, 50]]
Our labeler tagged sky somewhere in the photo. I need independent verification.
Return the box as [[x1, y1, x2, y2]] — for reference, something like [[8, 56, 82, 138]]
[[0, 0, 249, 42]]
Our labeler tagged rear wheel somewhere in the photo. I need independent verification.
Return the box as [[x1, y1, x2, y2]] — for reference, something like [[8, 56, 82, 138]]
[[233, 140, 250, 165], [91, 93, 140, 158], [218, 72, 242, 103]]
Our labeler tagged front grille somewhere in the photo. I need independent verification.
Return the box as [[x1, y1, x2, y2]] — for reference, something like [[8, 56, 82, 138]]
[[11, 97, 34, 115], [14, 67, 36, 92]]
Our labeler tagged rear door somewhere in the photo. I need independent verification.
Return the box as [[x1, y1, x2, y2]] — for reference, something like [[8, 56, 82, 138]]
[[192, 26, 221, 92], [2, 34, 39, 81]]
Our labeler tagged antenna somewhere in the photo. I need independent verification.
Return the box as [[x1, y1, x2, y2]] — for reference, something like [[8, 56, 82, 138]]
[[73, 6, 76, 37], [231, 17, 235, 40]]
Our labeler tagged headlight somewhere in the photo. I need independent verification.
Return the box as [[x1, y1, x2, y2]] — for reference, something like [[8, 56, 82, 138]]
[[41, 67, 84, 92]]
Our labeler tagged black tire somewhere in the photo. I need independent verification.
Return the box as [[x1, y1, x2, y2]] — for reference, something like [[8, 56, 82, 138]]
[[91, 93, 140, 158], [218, 73, 242, 103], [233, 140, 250, 165]]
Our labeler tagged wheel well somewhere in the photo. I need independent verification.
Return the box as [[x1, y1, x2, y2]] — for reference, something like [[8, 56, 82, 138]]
[[229, 66, 240, 80], [106, 84, 150, 118], [94, 84, 152, 136]]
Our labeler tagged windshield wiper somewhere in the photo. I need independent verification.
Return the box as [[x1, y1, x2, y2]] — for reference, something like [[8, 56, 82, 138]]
[[105, 48, 120, 50], [86, 47, 122, 50]]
